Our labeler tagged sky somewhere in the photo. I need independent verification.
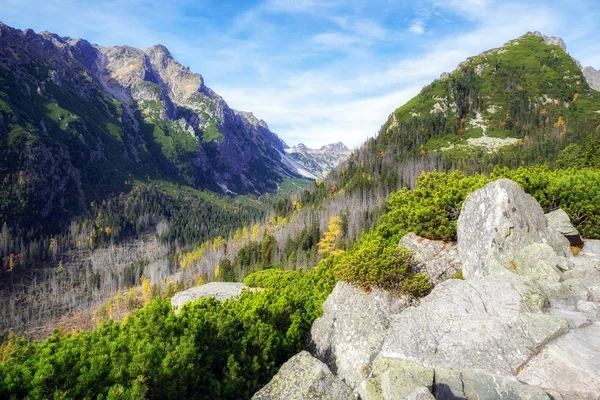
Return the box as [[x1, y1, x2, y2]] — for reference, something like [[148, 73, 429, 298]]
[[2, 0, 600, 148]]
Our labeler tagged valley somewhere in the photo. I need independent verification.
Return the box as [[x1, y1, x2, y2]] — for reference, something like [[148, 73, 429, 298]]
[[1, 18, 600, 400]]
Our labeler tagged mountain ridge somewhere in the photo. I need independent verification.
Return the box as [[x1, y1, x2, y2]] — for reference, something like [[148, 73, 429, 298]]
[[322, 31, 600, 197], [285, 141, 352, 179]]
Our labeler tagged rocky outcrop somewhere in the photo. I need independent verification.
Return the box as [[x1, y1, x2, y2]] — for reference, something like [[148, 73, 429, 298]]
[[545, 208, 583, 246], [513, 243, 570, 282], [583, 66, 600, 91], [255, 178, 600, 399], [309, 281, 413, 389], [252, 351, 353, 400], [399, 233, 461, 285], [518, 322, 600, 398], [457, 179, 570, 279], [364, 359, 433, 400], [380, 274, 567, 374], [434, 368, 551, 399], [170, 282, 246, 312]]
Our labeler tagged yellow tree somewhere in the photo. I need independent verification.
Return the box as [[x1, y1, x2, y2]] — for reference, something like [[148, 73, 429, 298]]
[[251, 224, 260, 240], [213, 236, 226, 250], [318, 216, 345, 256], [293, 200, 302, 211], [141, 277, 152, 305], [233, 228, 242, 243]]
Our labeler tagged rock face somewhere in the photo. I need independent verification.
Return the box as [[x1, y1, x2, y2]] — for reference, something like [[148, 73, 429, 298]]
[[380, 274, 568, 374], [309, 281, 413, 389], [434, 368, 551, 399], [285, 142, 352, 179], [170, 282, 246, 312], [252, 351, 353, 400], [457, 179, 570, 279], [364, 359, 433, 400], [399, 233, 461, 285], [583, 66, 600, 91], [255, 178, 600, 400], [581, 239, 600, 258], [545, 208, 583, 246], [518, 322, 600, 398]]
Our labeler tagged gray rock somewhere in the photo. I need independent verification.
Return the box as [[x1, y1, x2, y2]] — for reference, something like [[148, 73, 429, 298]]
[[399, 233, 461, 285], [252, 351, 353, 400], [363, 359, 433, 400], [309, 281, 412, 389], [457, 179, 570, 279], [170, 282, 246, 312], [540, 279, 590, 310], [548, 308, 594, 329], [405, 386, 435, 400], [563, 261, 600, 300], [380, 275, 568, 375], [434, 368, 551, 399], [583, 65, 600, 91], [518, 322, 600, 399], [581, 239, 600, 257], [513, 243, 566, 283], [544, 208, 583, 247]]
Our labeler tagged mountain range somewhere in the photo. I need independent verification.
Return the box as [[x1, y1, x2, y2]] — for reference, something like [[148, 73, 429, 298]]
[[285, 142, 352, 179], [0, 22, 348, 240]]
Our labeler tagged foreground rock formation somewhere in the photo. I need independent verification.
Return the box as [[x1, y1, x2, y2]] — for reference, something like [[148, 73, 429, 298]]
[[255, 179, 600, 399]]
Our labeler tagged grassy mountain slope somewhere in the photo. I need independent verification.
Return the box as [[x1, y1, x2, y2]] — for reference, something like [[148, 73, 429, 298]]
[[327, 33, 600, 195]]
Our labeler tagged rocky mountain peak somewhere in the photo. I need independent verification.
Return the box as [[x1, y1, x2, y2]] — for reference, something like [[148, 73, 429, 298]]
[[521, 31, 567, 51], [145, 44, 172, 58], [320, 141, 349, 153], [286, 141, 352, 178], [234, 110, 270, 130], [294, 143, 309, 151]]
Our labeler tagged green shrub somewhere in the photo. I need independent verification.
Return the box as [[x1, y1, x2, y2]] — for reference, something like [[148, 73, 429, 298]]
[[333, 166, 600, 296], [0, 260, 336, 400], [376, 171, 488, 241], [332, 233, 431, 296]]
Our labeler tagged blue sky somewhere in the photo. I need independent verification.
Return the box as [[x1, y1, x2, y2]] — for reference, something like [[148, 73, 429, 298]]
[[2, 0, 600, 148]]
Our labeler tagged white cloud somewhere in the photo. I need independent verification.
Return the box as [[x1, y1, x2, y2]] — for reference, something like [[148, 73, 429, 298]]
[[409, 20, 425, 34]]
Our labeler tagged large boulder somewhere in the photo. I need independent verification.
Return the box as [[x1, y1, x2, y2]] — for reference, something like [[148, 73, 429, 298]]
[[457, 179, 570, 279], [252, 351, 353, 400], [399, 233, 461, 285], [380, 275, 568, 375], [518, 322, 600, 399], [309, 281, 412, 389], [170, 282, 246, 312], [544, 208, 583, 247], [434, 368, 551, 399]]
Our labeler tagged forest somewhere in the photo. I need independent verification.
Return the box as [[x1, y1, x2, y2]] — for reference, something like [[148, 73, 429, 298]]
[[2, 164, 600, 399]]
